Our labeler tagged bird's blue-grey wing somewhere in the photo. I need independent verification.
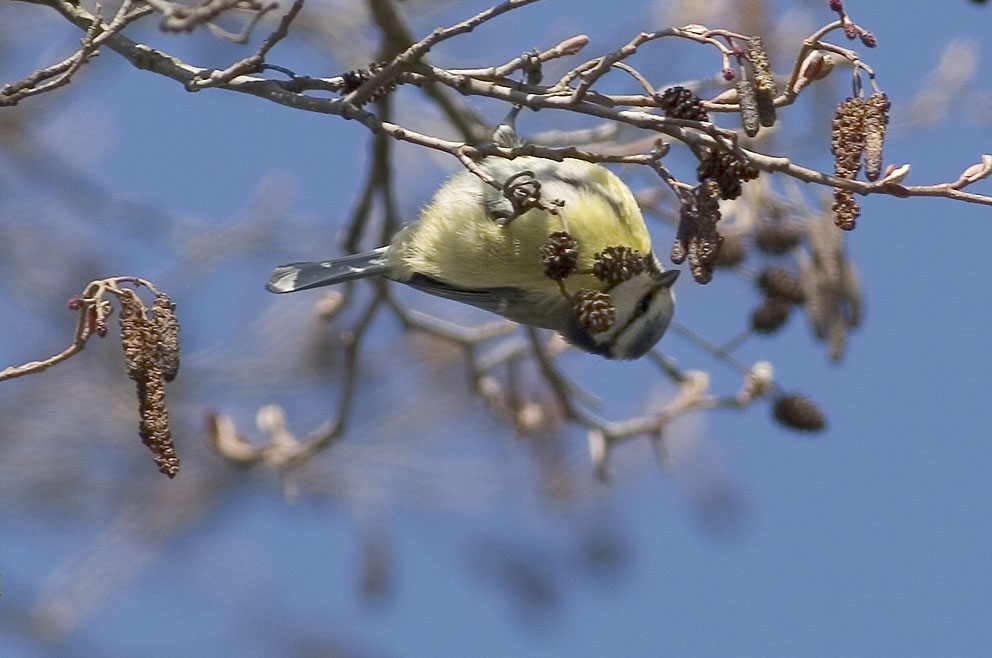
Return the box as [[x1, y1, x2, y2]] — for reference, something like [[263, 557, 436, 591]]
[[402, 274, 516, 315], [402, 274, 569, 330]]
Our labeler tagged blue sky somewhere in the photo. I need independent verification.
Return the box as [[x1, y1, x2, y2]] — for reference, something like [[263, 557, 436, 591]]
[[1, 1, 991, 656]]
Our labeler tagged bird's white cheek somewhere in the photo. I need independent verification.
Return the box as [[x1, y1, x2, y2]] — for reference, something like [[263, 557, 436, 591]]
[[600, 281, 648, 336]]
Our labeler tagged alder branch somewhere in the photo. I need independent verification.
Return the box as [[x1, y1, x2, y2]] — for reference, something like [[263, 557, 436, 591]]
[[16, 0, 992, 209]]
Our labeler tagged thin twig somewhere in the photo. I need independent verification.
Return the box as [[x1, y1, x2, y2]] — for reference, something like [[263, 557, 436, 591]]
[[344, 0, 546, 106], [22, 0, 991, 208], [0, 303, 91, 382], [187, 0, 303, 89]]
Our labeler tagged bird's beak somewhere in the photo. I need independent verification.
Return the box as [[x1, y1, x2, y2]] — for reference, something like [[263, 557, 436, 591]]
[[658, 269, 679, 287]]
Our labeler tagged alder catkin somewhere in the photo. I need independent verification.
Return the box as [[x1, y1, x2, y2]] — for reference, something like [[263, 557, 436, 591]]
[[736, 79, 761, 137], [118, 286, 182, 477], [830, 96, 867, 229], [862, 91, 890, 182], [137, 365, 180, 478], [151, 293, 181, 382], [119, 289, 148, 379], [747, 37, 777, 127], [831, 97, 866, 178], [672, 180, 724, 284]]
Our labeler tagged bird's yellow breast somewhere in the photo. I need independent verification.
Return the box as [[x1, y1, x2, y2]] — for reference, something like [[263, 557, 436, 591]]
[[387, 157, 651, 296]]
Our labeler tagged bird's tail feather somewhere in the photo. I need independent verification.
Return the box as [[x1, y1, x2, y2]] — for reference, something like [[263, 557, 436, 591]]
[[266, 247, 390, 293]]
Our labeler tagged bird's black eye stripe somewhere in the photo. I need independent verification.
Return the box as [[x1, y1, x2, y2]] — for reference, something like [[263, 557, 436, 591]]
[[611, 288, 658, 344], [636, 291, 654, 315]]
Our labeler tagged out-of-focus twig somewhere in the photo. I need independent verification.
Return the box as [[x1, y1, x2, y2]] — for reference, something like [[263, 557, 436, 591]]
[[142, 0, 277, 41]]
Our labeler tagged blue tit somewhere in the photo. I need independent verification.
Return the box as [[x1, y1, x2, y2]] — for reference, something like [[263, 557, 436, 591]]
[[267, 156, 678, 359]]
